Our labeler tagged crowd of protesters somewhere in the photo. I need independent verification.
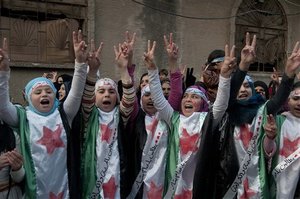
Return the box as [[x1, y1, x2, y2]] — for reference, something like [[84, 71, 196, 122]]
[[0, 30, 300, 199]]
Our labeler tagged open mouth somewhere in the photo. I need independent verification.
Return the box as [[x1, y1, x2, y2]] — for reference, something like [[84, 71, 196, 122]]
[[147, 102, 154, 107], [238, 94, 248, 98], [184, 104, 193, 110], [295, 107, 300, 112], [40, 99, 50, 105], [102, 101, 111, 105]]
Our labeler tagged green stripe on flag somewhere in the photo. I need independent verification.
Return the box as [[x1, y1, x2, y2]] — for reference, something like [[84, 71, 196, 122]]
[[163, 112, 180, 197], [257, 106, 284, 199], [16, 106, 37, 199], [81, 106, 99, 198]]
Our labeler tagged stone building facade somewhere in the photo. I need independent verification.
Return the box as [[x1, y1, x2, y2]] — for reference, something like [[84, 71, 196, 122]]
[[1, 0, 300, 104]]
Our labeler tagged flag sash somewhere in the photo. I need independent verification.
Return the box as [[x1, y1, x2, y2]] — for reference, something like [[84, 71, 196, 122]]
[[89, 109, 119, 199], [223, 106, 264, 199], [127, 118, 168, 199]]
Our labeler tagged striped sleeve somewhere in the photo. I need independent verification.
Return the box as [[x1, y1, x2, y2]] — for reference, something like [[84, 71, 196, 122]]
[[82, 75, 97, 127], [119, 82, 136, 126]]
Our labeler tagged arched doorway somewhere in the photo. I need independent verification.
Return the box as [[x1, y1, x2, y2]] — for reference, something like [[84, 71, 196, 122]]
[[235, 0, 287, 72]]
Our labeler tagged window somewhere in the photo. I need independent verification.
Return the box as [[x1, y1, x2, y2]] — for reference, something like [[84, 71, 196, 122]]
[[235, 0, 287, 72]]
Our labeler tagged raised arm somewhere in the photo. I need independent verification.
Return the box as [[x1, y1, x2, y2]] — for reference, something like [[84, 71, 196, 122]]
[[213, 44, 236, 122], [122, 31, 136, 70], [63, 30, 89, 125], [81, 38, 103, 126], [266, 41, 300, 115], [120, 31, 139, 123], [263, 114, 277, 159], [229, 33, 256, 108], [164, 33, 182, 111], [145, 40, 174, 126], [0, 38, 18, 127], [114, 41, 136, 126]]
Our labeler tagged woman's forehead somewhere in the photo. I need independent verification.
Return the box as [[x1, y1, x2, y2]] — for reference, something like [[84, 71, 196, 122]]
[[97, 84, 115, 90], [32, 84, 52, 91]]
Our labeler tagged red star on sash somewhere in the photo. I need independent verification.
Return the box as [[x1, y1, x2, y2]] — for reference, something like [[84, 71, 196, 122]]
[[103, 176, 117, 199], [36, 124, 65, 154], [240, 178, 256, 199], [49, 191, 64, 199], [147, 181, 163, 199], [174, 188, 192, 199], [146, 118, 159, 138], [180, 128, 199, 155], [236, 124, 253, 149], [279, 136, 300, 158], [100, 124, 113, 143]]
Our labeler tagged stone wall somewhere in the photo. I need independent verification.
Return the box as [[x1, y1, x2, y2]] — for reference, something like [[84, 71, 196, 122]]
[[91, 0, 300, 82]]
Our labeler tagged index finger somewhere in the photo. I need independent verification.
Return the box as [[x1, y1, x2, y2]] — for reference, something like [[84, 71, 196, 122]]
[[186, 68, 190, 75], [125, 31, 130, 42], [96, 42, 103, 57], [151, 41, 156, 53], [73, 31, 78, 44], [292, 41, 300, 54], [130, 32, 136, 45], [251, 35, 257, 48], [224, 44, 229, 57], [2, 38, 8, 52], [113, 45, 119, 57], [78, 30, 83, 42], [190, 68, 194, 75], [245, 32, 250, 46], [169, 33, 173, 45], [230, 45, 236, 58], [163, 35, 169, 48]]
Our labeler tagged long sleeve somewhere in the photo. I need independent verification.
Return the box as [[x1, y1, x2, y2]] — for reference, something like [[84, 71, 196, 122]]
[[148, 69, 173, 126], [10, 132, 25, 183], [168, 69, 182, 111], [10, 166, 25, 183], [119, 82, 136, 126], [127, 65, 139, 123], [63, 61, 88, 126], [266, 73, 294, 115], [81, 74, 97, 128], [0, 70, 18, 127], [212, 76, 231, 122]]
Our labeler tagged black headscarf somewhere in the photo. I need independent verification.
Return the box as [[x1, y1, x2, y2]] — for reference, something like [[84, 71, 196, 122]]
[[0, 121, 15, 153], [59, 80, 72, 102], [254, 80, 269, 99], [228, 76, 265, 126]]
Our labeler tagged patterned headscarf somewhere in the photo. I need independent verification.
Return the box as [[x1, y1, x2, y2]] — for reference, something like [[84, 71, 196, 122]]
[[25, 77, 59, 116], [95, 78, 120, 103], [184, 85, 209, 112], [140, 84, 152, 112]]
